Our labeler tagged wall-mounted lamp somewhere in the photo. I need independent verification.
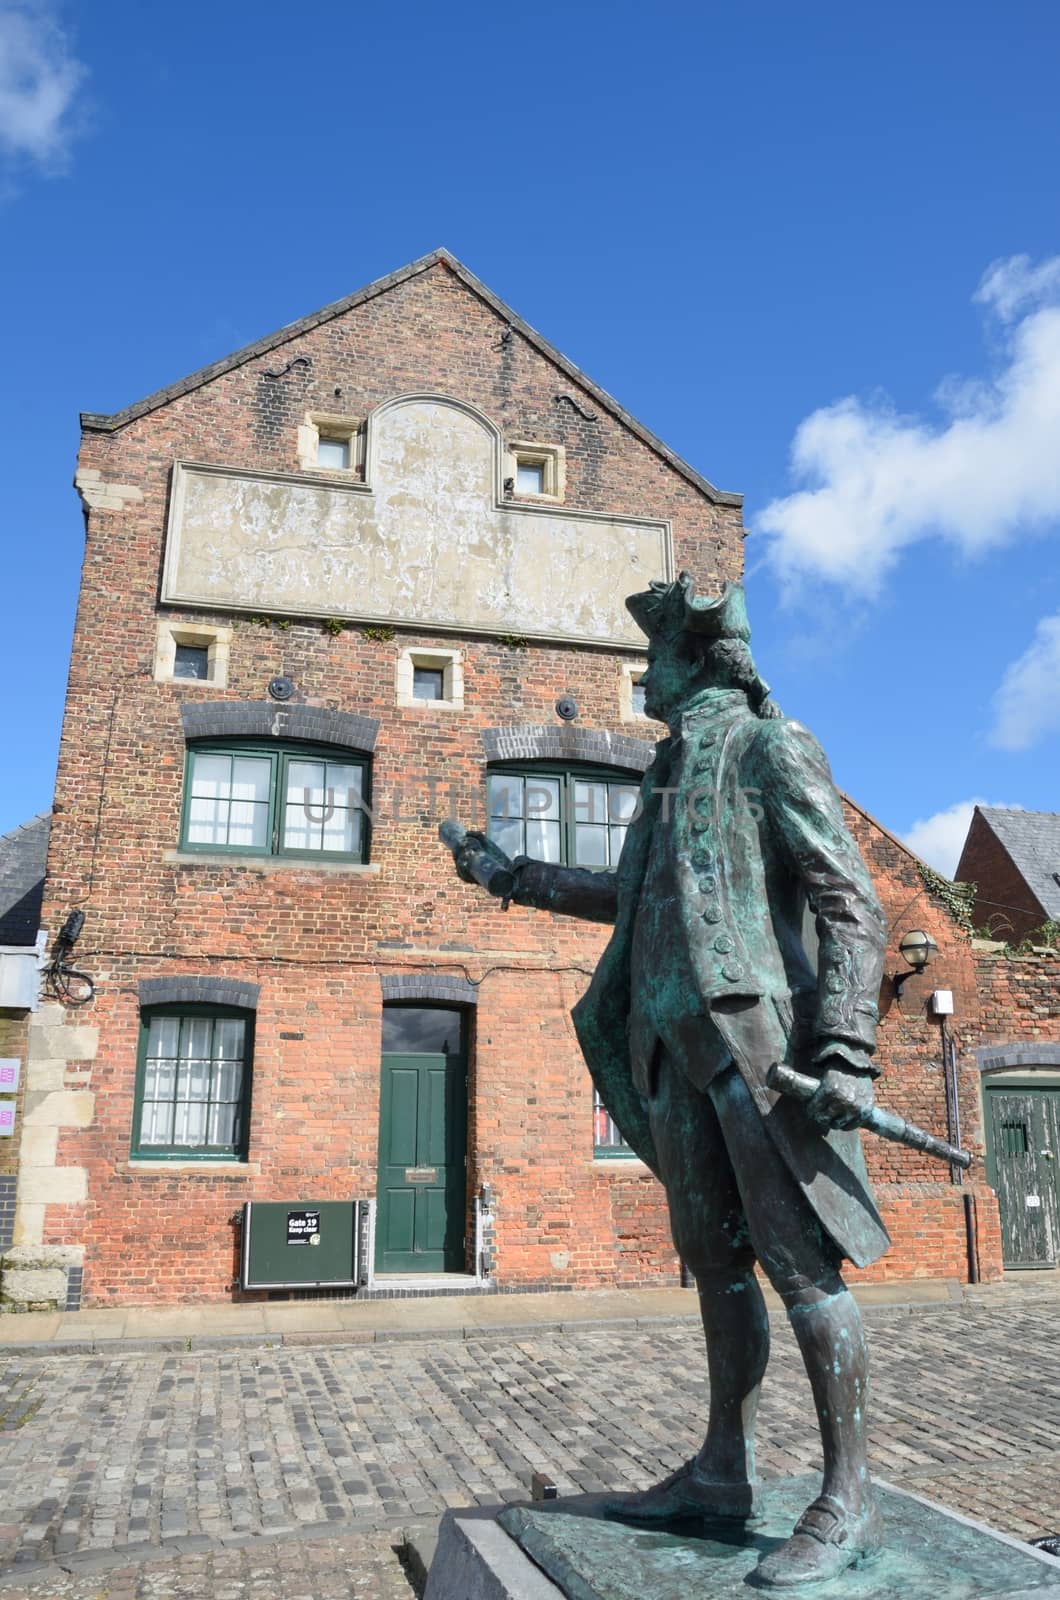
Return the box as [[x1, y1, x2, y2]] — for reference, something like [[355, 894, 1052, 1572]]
[[892, 929, 939, 1001]]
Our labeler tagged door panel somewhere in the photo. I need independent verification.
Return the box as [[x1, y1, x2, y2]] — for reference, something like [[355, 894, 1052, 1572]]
[[988, 1090, 1057, 1267], [375, 1027, 467, 1274]]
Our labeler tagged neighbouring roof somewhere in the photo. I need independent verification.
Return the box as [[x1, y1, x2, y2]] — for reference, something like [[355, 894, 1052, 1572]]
[[976, 807, 1060, 922], [80, 248, 742, 509], [0, 813, 49, 947]]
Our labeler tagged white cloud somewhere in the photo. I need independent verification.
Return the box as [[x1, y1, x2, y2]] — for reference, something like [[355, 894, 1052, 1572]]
[[989, 610, 1060, 751], [903, 798, 1022, 879], [0, 3, 86, 170], [757, 255, 1060, 596]]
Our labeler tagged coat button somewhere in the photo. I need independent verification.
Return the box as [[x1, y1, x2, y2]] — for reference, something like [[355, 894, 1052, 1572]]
[[714, 933, 734, 954], [722, 963, 744, 982], [692, 850, 714, 869], [698, 875, 717, 893], [702, 904, 723, 923], [691, 819, 712, 834]]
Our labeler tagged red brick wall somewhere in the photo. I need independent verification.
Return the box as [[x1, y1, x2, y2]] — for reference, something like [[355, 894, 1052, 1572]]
[[975, 947, 1060, 1049], [37, 258, 1002, 1303]]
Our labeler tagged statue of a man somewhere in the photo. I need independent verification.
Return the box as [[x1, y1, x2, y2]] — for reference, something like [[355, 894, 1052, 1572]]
[[445, 575, 890, 1588]]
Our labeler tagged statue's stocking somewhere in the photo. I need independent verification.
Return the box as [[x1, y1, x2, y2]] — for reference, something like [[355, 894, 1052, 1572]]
[[695, 1266, 769, 1487]]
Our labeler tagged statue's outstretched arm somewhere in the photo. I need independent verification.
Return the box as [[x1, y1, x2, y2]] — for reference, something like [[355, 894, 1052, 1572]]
[[440, 823, 619, 926]]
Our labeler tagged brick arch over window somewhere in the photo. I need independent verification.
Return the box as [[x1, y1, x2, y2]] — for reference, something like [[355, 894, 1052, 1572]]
[[975, 1043, 1060, 1073], [138, 977, 261, 1010], [482, 725, 654, 772], [180, 702, 379, 752], [379, 974, 478, 1007]]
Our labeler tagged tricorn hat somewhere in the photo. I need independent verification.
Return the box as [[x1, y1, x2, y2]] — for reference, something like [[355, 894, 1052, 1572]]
[[626, 573, 751, 644]]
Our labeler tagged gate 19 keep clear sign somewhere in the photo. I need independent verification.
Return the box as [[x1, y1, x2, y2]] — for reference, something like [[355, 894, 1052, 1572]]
[[287, 1209, 321, 1246]]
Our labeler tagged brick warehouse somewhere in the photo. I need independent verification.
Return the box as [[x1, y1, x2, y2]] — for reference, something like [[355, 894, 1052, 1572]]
[[1, 249, 1022, 1308]]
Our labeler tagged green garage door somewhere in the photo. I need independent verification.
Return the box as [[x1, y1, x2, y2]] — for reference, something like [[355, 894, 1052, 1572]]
[[375, 1006, 467, 1274]]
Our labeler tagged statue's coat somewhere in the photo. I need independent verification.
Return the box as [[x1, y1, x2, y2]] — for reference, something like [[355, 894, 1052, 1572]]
[[562, 698, 891, 1269]]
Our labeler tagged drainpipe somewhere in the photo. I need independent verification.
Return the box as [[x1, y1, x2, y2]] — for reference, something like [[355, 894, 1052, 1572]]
[[940, 1012, 979, 1284]]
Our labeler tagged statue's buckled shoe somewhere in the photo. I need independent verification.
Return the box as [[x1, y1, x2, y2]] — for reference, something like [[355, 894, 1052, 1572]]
[[753, 1495, 883, 1588], [601, 1459, 761, 1525]]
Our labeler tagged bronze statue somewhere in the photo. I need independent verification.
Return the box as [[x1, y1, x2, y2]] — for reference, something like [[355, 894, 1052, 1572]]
[[443, 574, 893, 1588]]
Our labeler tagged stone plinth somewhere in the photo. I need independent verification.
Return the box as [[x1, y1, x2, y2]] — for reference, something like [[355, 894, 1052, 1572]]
[[421, 1475, 1060, 1600]]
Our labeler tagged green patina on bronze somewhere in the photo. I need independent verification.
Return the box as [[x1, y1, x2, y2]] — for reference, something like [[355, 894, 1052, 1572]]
[[497, 1476, 1060, 1599], [444, 574, 922, 1587]]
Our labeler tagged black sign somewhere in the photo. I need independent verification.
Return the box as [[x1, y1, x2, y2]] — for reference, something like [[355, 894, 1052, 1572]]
[[286, 1209, 320, 1246]]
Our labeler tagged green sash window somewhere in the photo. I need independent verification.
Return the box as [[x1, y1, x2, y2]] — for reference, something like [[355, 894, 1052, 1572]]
[[133, 1005, 253, 1160], [181, 742, 370, 861]]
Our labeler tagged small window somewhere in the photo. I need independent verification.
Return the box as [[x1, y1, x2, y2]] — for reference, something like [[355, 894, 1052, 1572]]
[[181, 742, 370, 861], [154, 621, 231, 687], [396, 648, 464, 710], [507, 441, 565, 501], [594, 1088, 633, 1158], [486, 765, 639, 869], [298, 412, 362, 474], [133, 1006, 252, 1160], [631, 680, 647, 717], [516, 461, 545, 495], [413, 666, 445, 701], [174, 644, 210, 681], [317, 435, 351, 470]]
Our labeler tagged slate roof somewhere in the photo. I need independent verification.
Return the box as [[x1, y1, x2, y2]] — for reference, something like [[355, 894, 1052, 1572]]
[[79, 248, 741, 509], [0, 813, 49, 947], [977, 807, 1060, 922]]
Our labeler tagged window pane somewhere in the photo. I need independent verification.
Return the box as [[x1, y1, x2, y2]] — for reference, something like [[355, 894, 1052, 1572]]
[[187, 797, 227, 845], [488, 773, 523, 820], [594, 1089, 630, 1152], [190, 753, 232, 799], [574, 781, 608, 826], [321, 807, 357, 853], [181, 1017, 213, 1062], [631, 680, 647, 715], [574, 824, 609, 867], [609, 824, 628, 863], [174, 645, 209, 680], [214, 1020, 245, 1061], [214, 1060, 244, 1104], [143, 1057, 176, 1102], [140, 1099, 174, 1146], [524, 778, 560, 820], [147, 1016, 180, 1061], [526, 817, 561, 862], [517, 461, 545, 493], [487, 816, 523, 858], [287, 759, 325, 807], [175, 1099, 207, 1146], [413, 666, 445, 700], [231, 758, 271, 803], [608, 784, 639, 824], [228, 800, 269, 848], [209, 1101, 238, 1147], [318, 436, 350, 469], [382, 1007, 462, 1054]]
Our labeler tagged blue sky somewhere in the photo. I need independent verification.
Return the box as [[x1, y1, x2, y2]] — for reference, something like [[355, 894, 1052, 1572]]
[[2, 0, 1058, 874]]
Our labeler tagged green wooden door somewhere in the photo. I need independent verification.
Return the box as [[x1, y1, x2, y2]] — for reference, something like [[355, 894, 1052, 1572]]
[[375, 1007, 467, 1274], [986, 1087, 1060, 1267]]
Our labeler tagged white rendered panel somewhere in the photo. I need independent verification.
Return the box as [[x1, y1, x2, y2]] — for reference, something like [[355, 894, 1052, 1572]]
[[161, 398, 671, 648]]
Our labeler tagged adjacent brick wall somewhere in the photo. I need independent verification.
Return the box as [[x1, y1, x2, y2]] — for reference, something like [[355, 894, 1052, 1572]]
[[957, 810, 1048, 943]]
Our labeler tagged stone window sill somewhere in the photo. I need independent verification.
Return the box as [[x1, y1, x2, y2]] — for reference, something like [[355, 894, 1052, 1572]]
[[163, 851, 380, 876], [591, 1157, 651, 1174], [118, 1161, 262, 1177]]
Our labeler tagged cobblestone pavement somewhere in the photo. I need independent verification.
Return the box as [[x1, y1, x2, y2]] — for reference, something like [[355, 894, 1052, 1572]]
[[0, 1294, 1057, 1596]]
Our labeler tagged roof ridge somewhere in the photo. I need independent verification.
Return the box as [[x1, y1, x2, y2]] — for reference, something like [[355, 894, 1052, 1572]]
[[79, 249, 742, 508], [0, 810, 51, 847]]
